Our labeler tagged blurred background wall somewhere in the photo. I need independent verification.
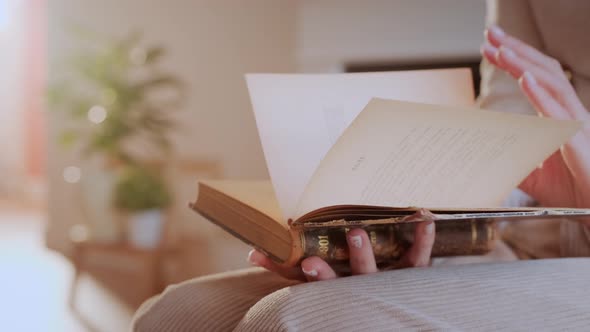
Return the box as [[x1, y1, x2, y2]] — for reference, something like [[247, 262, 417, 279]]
[[298, 0, 485, 72]]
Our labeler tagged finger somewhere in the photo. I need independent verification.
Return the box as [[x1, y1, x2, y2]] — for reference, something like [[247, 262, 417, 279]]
[[397, 221, 435, 268], [346, 228, 378, 275], [248, 249, 306, 281], [300, 256, 338, 282], [486, 25, 562, 75], [481, 42, 513, 74], [480, 42, 501, 67], [518, 71, 571, 120], [495, 46, 528, 78], [497, 48, 586, 118]]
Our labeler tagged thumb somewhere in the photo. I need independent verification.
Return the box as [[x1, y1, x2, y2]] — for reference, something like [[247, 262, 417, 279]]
[[248, 249, 306, 281]]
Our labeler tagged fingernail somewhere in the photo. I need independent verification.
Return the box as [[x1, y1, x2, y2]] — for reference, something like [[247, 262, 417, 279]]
[[425, 222, 435, 235], [247, 249, 260, 266], [488, 25, 505, 38], [349, 234, 363, 248], [480, 43, 497, 57], [499, 46, 516, 59], [302, 267, 318, 277], [521, 71, 537, 85]]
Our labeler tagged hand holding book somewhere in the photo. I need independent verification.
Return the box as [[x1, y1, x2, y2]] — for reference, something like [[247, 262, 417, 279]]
[[483, 25, 590, 217], [248, 221, 435, 282]]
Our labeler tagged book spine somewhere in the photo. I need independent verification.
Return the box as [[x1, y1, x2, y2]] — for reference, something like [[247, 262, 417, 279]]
[[296, 219, 496, 267]]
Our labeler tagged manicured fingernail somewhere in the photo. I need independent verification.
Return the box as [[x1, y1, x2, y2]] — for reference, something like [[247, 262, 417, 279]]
[[521, 71, 537, 86], [489, 25, 505, 38], [349, 234, 363, 248], [247, 249, 260, 266], [302, 267, 318, 277], [499, 46, 516, 59], [425, 222, 434, 235]]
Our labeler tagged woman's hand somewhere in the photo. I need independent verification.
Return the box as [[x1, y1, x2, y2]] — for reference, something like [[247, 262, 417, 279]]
[[482, 25, 590, 211], [247, 221, 435, 282]]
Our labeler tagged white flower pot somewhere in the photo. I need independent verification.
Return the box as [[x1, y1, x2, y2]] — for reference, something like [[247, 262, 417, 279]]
[[80, 156, 121, 243], [128, 209, 164, 249]]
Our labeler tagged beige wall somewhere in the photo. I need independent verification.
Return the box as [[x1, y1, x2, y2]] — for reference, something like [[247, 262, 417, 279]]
[[297, 0, 486, 72], [46, 0, 297, 274]]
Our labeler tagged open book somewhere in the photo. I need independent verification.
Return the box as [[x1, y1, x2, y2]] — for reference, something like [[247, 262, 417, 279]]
[[192, 69, 590, 267]]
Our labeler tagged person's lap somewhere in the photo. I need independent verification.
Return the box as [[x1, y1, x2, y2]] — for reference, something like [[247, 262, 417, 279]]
[[132, 242, 590, 331], [132, 267, 299, 331], [234, 258, 590, 331]]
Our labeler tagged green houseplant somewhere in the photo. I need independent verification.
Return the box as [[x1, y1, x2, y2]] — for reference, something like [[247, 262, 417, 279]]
[[48, 29, 184, 246], [48, 30, 184, 164]]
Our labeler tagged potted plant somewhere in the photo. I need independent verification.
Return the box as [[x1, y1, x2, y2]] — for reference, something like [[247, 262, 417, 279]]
[[113, 166, 172, 249], [47, 30, 184, 243]]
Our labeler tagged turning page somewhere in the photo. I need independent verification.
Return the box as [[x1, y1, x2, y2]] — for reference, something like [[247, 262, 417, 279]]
[[246, 69, 474, 220], [294, 98, 582, 219]]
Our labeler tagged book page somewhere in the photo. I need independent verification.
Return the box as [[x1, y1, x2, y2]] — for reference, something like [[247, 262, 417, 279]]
[[294, 98, 582, 220], [246, 69, 474, 220]]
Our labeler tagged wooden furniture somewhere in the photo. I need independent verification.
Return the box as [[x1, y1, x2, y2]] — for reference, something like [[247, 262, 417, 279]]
[[69, 241, 171, 309], [67, 159, 223, 309]]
